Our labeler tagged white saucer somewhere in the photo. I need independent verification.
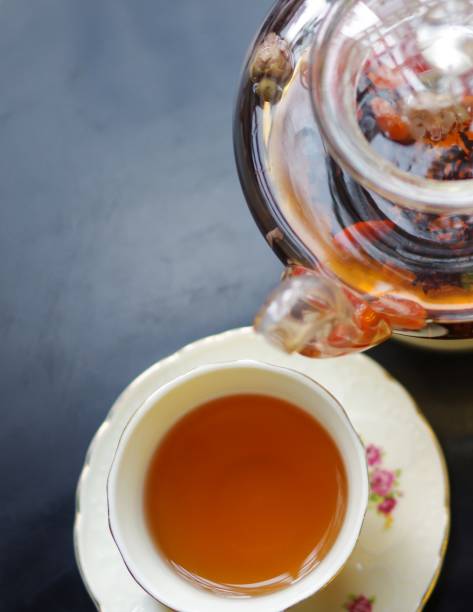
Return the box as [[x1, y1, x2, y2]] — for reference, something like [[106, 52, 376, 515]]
[[74, 328, 449, 612]]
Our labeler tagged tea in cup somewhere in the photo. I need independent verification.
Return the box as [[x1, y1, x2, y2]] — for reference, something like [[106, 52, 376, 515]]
[[107, 361, 368, 612]]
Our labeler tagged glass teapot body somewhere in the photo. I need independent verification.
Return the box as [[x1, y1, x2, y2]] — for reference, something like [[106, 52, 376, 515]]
[[234, 0, 473, 355]]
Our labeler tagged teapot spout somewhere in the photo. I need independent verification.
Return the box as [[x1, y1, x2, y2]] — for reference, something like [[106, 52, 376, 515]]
[[254, 267, 392, 358]]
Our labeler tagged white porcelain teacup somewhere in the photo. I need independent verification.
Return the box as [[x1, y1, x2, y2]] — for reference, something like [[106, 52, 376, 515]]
[[107, 360, 368, 612]]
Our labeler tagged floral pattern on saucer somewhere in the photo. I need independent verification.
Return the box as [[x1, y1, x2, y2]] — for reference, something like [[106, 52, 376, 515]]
[[343, 593, 375, 611], [366, 443, 402, 528]]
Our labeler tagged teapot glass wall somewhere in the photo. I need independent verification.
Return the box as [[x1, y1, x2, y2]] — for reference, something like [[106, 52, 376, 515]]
[[234, 0, 473, 356]]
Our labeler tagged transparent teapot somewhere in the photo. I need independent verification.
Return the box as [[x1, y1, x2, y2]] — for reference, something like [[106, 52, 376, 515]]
[[234, 0, 473, 356]]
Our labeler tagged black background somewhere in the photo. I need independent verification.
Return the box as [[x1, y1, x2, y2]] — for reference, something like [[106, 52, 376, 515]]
[[0, 1, 472, 610]]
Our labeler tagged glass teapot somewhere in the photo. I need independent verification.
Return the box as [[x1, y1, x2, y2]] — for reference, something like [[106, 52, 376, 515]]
[[234, 0, 473, 356]]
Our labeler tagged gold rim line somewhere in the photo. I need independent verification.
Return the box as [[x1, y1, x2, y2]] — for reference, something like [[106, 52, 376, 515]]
[[410, 396, 451, 611]]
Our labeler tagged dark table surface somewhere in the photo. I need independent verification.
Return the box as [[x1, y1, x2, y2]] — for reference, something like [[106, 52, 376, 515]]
[[1, 1, 472, 611]]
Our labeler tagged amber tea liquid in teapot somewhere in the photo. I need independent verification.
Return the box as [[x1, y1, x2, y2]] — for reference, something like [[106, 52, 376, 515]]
[[234, 0, 473, 356]]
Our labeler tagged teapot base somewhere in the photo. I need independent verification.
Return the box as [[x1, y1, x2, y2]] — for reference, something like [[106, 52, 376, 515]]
[[395, 335, 473, 351]]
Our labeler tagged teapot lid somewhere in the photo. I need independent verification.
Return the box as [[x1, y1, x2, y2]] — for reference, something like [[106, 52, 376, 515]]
[[311, 0, 473, 212]]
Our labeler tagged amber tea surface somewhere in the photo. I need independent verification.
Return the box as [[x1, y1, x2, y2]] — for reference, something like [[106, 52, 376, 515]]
[[144, 393, 347, 595]]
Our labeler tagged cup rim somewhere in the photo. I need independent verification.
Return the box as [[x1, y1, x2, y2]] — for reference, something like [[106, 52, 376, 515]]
[[107, 359, 369, 612]]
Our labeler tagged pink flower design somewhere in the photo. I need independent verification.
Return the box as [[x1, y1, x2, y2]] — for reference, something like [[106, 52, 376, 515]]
[[366, 444, 381, 466], [378, 497, 397, 515], [370, 468, 395, 497], [345, 595, 374, 612], [365, 442, 401, 528]]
